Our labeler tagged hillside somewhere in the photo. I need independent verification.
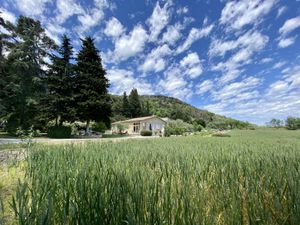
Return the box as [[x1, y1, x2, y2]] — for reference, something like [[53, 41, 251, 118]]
[[111, 95, 251, 128]]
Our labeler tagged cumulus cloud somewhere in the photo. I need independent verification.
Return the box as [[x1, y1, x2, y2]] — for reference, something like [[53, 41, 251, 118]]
[[176, 24, 214, 54], [0, 7, 16, 23], [45, 22, 66, 44], [176, 6, 188, 15], [211, 30, 268, 84], [158, 66, 192, 99], [107, 68, 153, 95], [209, 30, 268, 57], [147, 1, 172, 42], [78, 10, 104, 33], [104, 17, 125, 38], [157, 52, 203, 99], [278, 37, 296, 48], [196, 80, 213, 95], [220, 0, 275, 31], [114, 24, 148, 61], [139, 44, 172, 73], [203, 66, 300, 124], [260, 57, 273, 63], [180, 52, 203, 78], [55, 0, 84, 24], [161, 23, 183, 46], [15, 0, 51, 16], [279, 16, 300, 36]]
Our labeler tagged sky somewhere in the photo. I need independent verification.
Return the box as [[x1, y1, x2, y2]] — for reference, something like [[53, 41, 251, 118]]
[[1, 0, 300, 124]]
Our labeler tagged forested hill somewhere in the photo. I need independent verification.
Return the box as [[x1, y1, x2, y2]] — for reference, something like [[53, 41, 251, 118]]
[[111, 94, 252, 129]]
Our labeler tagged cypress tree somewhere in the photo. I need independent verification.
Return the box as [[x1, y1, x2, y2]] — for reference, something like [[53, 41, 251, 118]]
[[45, 35, 76, 125], [128, 88, 141, 118], [75, 37, 111, 133]]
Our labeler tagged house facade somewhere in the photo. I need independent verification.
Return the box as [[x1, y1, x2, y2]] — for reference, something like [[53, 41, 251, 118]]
[[111, 115, 167, 135]]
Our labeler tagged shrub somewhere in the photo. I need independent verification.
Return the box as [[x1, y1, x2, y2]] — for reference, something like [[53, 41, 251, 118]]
[[92, 121, 107, 133], [212, 132, 231, 137], [165, 119, 194, 137], [116, 124, 128, 134], [286, 117, 300, 130], [140, 130, 152, 136], [48, 125, 72, 138]]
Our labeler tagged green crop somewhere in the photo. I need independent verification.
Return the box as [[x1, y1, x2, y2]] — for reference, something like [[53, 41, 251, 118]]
[[10, 129, 300, 224]]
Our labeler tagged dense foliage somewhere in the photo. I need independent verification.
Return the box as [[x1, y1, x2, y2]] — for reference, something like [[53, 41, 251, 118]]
[[0, 15, 111, 135], [47, 125, 72, 138], [111, 94, 253, 129], [140, 130, 152, 136], [164, 119, 193, 136], [285, 117, 300, 130], [11, 130, 300, 224]]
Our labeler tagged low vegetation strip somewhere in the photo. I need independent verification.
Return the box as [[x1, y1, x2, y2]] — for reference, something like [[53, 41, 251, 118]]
[[6, 130, 300, 225]]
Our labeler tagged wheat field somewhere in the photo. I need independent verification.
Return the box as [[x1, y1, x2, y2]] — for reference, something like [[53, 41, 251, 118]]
[[5, 129, 300, 224]]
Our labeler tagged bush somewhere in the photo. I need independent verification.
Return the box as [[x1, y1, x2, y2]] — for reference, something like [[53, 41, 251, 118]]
[[286, 117, 300, 130], [48, 126, 72, 138], [140, 130, 152, 136], [91, 121, 107, 133], [165, 119, 194, 137], [212, 133, 231, 137]]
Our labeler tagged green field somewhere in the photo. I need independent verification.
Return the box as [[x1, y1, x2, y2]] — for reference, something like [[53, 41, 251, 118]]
[[1, 129, 300, 224]]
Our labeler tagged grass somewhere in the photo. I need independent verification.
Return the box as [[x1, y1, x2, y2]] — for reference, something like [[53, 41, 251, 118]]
[[1, 129, 300, 224]]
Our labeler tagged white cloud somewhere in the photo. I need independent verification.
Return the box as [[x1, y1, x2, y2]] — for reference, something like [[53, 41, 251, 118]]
[[176, 6, 188, 15], [213, 76, 261, 101], [196, 80, 213, 95], [176, 24, 214, 54], [209, 30, 269, 57], [278, 36, 296, 48], [220, 0, 275, 31], [104, 17, 125, 38], [114, 24, 148, 61], [77, 9, 104, 34], [260, 57, 273, 63], [272, 61, 286, 69], [107, 68, 153, 95], [45, 22, 66, 44], [180, 52, 203, 78], [0, 7, 16, 23], [147, 1, 172, 42], [211, 30, 268, 84], [203, 66, 300, 124], [15, 0, 51, 16], [279, 16, 300, 36], [139, 44, 172, 73], [55, 0, 84, 24], [161, 23, 182, 46], [276, 6, 287, 18]]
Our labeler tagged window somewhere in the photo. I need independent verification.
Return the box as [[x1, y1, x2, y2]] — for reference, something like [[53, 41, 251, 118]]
[[133, 123, 140, 133]]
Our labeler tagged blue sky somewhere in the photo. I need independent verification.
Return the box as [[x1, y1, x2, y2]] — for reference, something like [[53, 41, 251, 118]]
[[1, 0, 300, 124]]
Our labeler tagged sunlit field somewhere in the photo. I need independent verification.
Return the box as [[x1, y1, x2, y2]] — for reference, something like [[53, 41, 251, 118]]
[[2, 129, 300, 224]]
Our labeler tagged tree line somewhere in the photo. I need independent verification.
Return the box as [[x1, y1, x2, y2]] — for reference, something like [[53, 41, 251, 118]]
[[268, 117, 300, 130], [0, 15, 112, 135]]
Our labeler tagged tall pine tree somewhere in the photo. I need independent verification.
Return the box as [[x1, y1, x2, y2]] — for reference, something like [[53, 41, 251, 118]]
[[0, 13, 16, 117], [4, 16, 54, 132], [75, 37, 111, 133], [45, 35, 76, 125], [128, 88, 141, 118], [121, 91, 130, 117]]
